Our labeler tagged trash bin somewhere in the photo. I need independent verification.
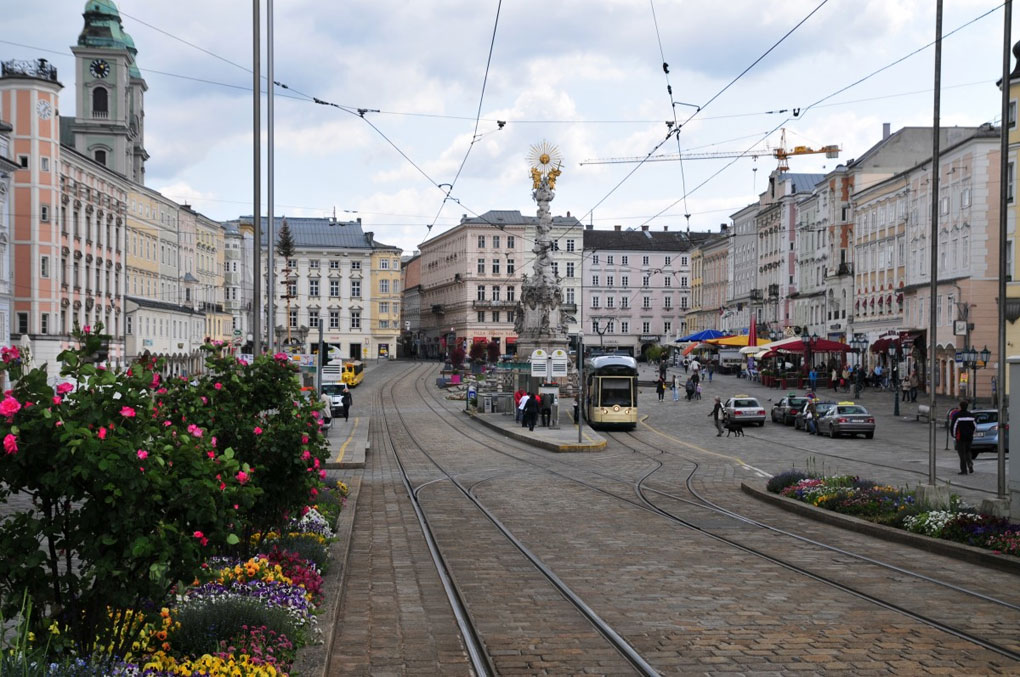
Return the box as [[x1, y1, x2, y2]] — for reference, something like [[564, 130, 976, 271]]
[[483, 395, 492, 413]]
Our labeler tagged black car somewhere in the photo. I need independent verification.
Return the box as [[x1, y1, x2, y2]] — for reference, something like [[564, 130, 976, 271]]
[[771, 395, 809, 425], [793, 400, 836, 431]]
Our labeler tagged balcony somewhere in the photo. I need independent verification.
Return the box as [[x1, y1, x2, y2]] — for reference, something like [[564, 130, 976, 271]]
[[431, 304, 445, 315], [836, 262, 853, 276], [472, 300, 516, 310], [561, 303, 577, 313]]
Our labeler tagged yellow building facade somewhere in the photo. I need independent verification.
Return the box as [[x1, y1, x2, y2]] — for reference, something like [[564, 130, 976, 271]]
[[370, 246, 402, 359]]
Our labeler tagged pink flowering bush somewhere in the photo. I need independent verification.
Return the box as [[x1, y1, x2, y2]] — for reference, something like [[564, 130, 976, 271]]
[[0, 326, 256, 655]]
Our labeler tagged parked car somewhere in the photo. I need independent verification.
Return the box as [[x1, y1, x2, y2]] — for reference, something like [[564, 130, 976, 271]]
[[817, 402, 875, 439], [771, 395, 809, 425], [970, 409, 1009, 457], [722, 395, 767, 427], [793, 400, 837, 431]]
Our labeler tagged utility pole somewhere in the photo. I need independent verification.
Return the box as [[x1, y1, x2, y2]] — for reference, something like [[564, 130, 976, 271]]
[[926, 0, 943, 491], [266, 0, 276, 354], [996, 0, 1012, 501], [251, 0, 261, 358]]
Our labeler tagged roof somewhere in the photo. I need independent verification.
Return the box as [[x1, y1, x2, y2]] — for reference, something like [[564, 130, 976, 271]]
[[461, 210, 583, 228], [78, 0, 142, 78], [780, 173, 825, 193], [582, 228, 712, 252], [226, 216, 400, 252], [125, 296, 202, 315]]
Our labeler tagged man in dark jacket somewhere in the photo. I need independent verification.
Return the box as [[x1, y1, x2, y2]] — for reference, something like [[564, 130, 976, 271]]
[[523, 392, 540, 432], [950, 400, 976, 474], [708, 397, 724, 436], [340, 387, 353, 422]]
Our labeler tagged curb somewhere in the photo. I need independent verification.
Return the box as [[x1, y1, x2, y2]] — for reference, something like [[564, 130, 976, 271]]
[[466, 410, 607, 452], [740, 482, 1020, 575], [291, 468, 363, 677]]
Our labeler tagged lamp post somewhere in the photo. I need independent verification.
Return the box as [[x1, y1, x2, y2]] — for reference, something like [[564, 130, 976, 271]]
[[963, 345, 991, 404], [887, 342, 900, 417]]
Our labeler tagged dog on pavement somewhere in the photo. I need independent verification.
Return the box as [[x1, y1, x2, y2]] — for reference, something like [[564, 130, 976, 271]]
[[725, 420, 744, 437]]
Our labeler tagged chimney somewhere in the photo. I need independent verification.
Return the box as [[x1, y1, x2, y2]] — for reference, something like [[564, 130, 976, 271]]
[[365, 231, 374, 245], [882, 122, 891, 140], [586, 224, 594, 230], [720, 223, 728, 233], [663, 226, 668, 232], [566, 210, 571, 218], [641, 225, 649, 231], [357, 217, 362, 225], [614, 225, 621, 231]]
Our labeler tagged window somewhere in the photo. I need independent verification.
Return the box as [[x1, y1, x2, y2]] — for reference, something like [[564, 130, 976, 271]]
[[621, 296, 629, 309], [642, 321, 650, 334], [642, 256, 649, 266], [681, 276, 688, 287], [643, 296, 651, 309], [478, 235, 486, 248], [607, 255, 614, 265], [592, 254, 599, 265], [566, 262, 574, 277], [552, 241, 559, 251], [592, 275, 599, 286], [351, 311, 361, 329], [40, 157, 49, 172], [477, 311, 486, 322], [329, 280, 340, 297], [681, 256, 688, 266], [492, 311, 500, 323], [592, 319, 600, 333], [1010, 100, 1017, 129], [507, 236, 515, 249], [566, 287, 574, 304], [664, 321, 672, 333], [1008, 239, 1015, 281], [507, 259, 515, 274], [92, 87, 108, 116], [665, 256, 672, 266], [380, 258, 389, 270], [309, 259, 320, 269], [591, 296, 600, 308], [40, 313, 49, 335], [664, 277, 671, 288], [40, 256, 49, 278], [329, 311, 339, 328], [309, 279, 320, 296], [351, 281, 361, 297], [621, 321, 629, 333], [287, 258, 297, 269], [351, 261, 362, 271], [1009, 162, 1015, 203], [642, 276, 650, 287], [621, 275, 629, 288], [680, 297, 688, 309], [940, 196, 950, 215], [287, 281, 297, 297], [606, 275, 614, 287], [478, 258, 485, 274], [961, 188, 971, 208], [566, 239, 574, 252], [507, 286, 515, 302], [606, 297, 615, 309], [492, 259, 500, 274], [492, 235, 500, 248], [329, 260, 340, 270], [491, 285, 501, 301], [16, 312, 27, 334], [289, 310, 298, 328], [379, 302, 389, 314], [477, 285, 486, 301], [664, 297, 672, 309], [379, 279, 389, 293], [309, 313, 320, 328], [621, 255, 629, 265]]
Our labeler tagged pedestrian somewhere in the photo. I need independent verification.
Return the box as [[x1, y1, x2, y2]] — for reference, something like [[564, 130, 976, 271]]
[[656, 377, 665, 402], [685, 378, 696, 401], [831, 367, 838, 392], [809, 367, 818, 392], [518, 391, 530, 427], [540, 394, 552, 427], [319, 389, 333, 428], [340, 386, 352, 422], [841, 366, 850, 392], [951, 400, 976, 474], [683, 358, 690, 374], [707, 362, 714, 382], [805, 400, 818, 435], [659, 360, 667, 380], [513, 388, 525, 423], [671, 374, 679, 401], [708, 396, 724, 436], [695, 382, 702, 400], [909, 369, 919, 403], [524, 391, 540, 432]]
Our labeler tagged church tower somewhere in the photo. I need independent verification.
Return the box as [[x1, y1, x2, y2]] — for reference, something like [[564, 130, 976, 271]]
[[69, 0, 148, 183]]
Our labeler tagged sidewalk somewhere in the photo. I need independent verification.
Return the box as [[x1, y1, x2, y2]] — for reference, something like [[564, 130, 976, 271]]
[[323, 415, 370, 469], [469, 408, 607, 453]]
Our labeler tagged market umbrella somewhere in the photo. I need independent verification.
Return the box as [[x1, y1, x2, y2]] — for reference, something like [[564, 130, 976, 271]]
[[682, 341, 713, 357], [747, 318, 758, 347], [739, 342, 774, 355], [675, 329, 730, 343], [707, 334, 753, 347], [772, 337, 853, 353]]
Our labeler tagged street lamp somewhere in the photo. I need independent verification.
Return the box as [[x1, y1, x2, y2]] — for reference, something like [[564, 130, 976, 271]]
[[850, 336, 868, 369], [887, 342, 900, 417], [962, 345, 991, 403]]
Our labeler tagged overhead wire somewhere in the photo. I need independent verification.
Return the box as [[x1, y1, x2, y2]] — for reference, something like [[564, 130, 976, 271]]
[[426, 0, 503, 234]]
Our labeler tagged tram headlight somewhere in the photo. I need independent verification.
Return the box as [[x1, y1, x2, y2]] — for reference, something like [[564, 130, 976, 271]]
[[613, 405, 620, 412]]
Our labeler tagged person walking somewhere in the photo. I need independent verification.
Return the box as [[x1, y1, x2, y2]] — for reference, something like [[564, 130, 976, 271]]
[[671, 374, 679, 401], [909, 369, 919, 403], [319, 389, 333, 428], [682, 358, 690, 374], [340, 386, 353, 422], [708, 397, 724, 436], [695, 382, 702, 400], [809, 367, 818, 392], [805, 399, 818, 435], [685, 378, 696, 401], [951, 401, 976, 474], [707, 362, 714, 383], [540, 394, 552, 427], [656, 377, 666, 402], [513, 388, 525, 423], [518, 391, 530, 427], [523, 391, 540, 432], [831, 367, 839, 392]]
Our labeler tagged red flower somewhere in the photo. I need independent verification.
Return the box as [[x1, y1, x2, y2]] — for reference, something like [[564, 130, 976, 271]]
[[120, 406, 136, 418]]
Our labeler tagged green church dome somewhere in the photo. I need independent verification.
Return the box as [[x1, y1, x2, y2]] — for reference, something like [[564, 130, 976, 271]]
[[78, 0, 143, 78]]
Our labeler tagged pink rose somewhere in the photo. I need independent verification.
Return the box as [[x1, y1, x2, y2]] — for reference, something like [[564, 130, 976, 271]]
[[192, 530, 204, 539], [191, 427, 203, 438], [0, 396, 22, 418], [301, 449, 310, 461], [97, 427, 107, 440], [83, 325, 91, 334], [207, 451, 215, 459], [211, 436, 217, 447], [214, 382, 223, 390], [301, 435, 309, 444], [3, 433, 17, 455], [200, 396, 208, 405], [119, 406, 136, 418], [236, 470, 249, 484], [137, 449, 149, 460], [52, 396, 62, 405], [318, 469, 327, 479], [253, 426, 263, 435], [56, 382, 73, 394]]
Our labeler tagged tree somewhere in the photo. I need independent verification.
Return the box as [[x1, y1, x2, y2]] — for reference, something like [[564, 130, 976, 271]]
[[276, 217, 295, 261]]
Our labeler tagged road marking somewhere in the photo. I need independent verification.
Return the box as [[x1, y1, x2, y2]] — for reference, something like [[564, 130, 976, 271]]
[[639, 419, 773, 478], [334, 417, 359, 465]]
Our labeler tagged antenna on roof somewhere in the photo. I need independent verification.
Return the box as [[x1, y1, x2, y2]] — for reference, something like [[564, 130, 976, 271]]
[[328, 206, 337, 227], [684, 213, 691, 233]]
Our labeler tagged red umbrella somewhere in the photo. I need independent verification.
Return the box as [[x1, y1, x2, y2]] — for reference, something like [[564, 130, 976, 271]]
[[747, 317, 758, 347]]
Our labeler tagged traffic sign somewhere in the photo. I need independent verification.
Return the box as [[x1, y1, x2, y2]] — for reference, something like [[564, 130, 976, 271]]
[[233, 329, 242, 337]]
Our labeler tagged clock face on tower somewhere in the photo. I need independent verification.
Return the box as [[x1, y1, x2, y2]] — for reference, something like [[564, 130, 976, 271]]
[[36, 100, 52, 120], [89, 58, 111, 79]]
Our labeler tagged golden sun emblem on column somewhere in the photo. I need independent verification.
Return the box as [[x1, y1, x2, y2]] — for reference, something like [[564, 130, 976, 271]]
[[527, 140, 563, 189]]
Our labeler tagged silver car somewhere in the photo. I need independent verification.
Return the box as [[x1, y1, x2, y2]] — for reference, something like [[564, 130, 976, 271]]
[[818, 402, 875, 439], [722, 395, 766, 427]]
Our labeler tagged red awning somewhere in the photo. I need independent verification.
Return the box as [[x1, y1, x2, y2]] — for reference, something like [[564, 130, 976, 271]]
[[870, 332, 911, 353], [505, 336, 517, 344], [775, 338, 853, 353], [472, 336, 487, 343]]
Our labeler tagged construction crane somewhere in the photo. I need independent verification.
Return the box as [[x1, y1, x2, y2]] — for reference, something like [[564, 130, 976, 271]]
[[581, 129, 839, 172]]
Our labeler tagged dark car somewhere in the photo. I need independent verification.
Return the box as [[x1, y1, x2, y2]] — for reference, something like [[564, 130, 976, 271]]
[[793, 400, 836, 431], [818, 402, 876, 439], [771, 395, 809, 425], [970, 409, 1009, 457]]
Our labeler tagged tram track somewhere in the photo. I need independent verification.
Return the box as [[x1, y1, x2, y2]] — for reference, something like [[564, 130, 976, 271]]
[[378, 363, 658, 676], [372, 362, 1020, 670], [399, 364, 1020, 666]]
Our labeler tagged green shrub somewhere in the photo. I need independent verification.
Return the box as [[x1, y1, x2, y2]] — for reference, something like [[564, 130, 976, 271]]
[[766, 470, 814, 493], [169, 597, 301, 658], [266, 533, 331, 572]]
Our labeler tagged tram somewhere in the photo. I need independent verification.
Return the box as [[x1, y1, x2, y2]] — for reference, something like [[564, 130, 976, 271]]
[[342, 360, 365, 387], [584, 354, 638, 429]]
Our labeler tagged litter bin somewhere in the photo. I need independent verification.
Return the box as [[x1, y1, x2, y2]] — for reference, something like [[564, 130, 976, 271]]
[[483, 395, 493, 414]]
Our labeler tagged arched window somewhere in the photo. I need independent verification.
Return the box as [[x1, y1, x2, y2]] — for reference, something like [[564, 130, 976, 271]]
[[92, 87, 108, 117], [94, 149, 107, 166]]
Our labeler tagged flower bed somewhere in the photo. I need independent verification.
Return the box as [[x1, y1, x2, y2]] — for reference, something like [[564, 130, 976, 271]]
[[767, 470, 1020, 557]]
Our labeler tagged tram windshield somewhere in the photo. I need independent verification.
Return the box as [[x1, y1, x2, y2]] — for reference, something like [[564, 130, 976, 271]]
[[599, 377, 633, 406]]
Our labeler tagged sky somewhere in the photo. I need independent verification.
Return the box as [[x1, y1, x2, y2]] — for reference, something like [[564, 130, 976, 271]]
[[2, 1, 1013, 255]]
